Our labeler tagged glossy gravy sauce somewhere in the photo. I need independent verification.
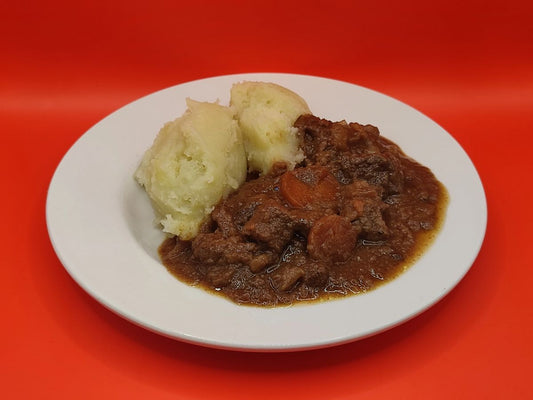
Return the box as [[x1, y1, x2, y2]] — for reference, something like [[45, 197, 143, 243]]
[[159, 115, 448, 307]]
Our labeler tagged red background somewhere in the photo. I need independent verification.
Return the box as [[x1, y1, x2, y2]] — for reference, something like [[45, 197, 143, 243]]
[[2, 0, 532, 398]]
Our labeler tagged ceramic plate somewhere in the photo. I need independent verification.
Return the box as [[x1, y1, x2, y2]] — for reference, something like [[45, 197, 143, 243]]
[[46, 73, 487, 351]]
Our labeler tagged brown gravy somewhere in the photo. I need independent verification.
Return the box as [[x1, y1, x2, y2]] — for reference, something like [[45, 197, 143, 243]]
[[159, 114, 448, 307]]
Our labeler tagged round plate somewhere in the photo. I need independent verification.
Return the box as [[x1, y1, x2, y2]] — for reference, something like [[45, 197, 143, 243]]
[[46, 73, 487, 352]]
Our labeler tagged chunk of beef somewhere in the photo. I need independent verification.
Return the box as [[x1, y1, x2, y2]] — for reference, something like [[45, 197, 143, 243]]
[[295, 114, 380, 162], [271, 265, 305, 292], [304, 263, 330, 288], [341, 179, 390, 240], [191, 232, 258, 265], [348, 152, 403, 195], [242, 198, 294, 252], [294, 114, 404, 195], [210, 206, 237, 237], [206, 265, 237, 288], [356, 205, 390, 241]]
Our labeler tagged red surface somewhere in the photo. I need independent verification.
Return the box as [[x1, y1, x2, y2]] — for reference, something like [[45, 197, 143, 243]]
[[2, 0, 532, 398]]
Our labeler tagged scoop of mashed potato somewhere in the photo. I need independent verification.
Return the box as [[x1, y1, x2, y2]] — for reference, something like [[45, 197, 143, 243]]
[[230, 81, 311, 174], [134, 99, 247, 239]]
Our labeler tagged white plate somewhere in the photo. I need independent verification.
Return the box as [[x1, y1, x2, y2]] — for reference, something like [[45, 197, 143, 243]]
[[46, 73, 487, 352]]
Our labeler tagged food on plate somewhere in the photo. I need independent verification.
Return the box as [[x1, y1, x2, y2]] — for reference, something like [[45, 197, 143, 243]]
[[157, 114, 447, 307], [231, 81, 311, 174], [136, 81, 447, 307], [134, 99, 247, 239]]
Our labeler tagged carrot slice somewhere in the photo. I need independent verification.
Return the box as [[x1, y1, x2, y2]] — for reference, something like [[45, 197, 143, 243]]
[[307, 215, 357, 262], [280, 167, 339, 209]]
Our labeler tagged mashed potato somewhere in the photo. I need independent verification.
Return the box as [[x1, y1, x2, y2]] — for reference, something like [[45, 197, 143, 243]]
[[230, 81, 311, 174], [136, 82, 313, 239], [134, 99, 247, 239]]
